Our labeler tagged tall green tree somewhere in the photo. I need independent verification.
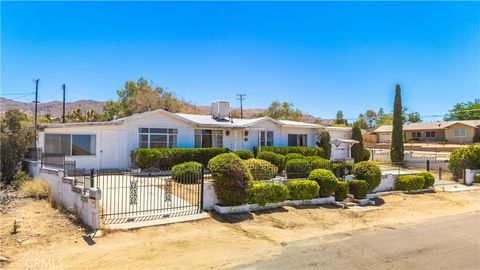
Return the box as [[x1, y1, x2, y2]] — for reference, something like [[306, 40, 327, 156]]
[[317, 130, 331, 160], [1, 109, 34, 183], [356, 114, 368, 130], [406, 112, 421, 123], [444, 99, 480, 120], [365, 110, 378, 128], [391, 84, 404, 162], [351, 122, 365, 163], [258, 101, 303, 121], [334, 110, 347, 125]]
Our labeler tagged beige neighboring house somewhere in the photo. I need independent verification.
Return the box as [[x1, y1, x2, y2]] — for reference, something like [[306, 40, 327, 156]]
[[372, 120, 480, 144]]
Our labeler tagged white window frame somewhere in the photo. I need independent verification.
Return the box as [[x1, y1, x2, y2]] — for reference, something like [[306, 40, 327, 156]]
[[138, 128, 178, 148], [44, 133, 96, 156], [194, 129, 223, 148], [260, 131, 274, 146], [288, 134, 308, 147], [454, 128, 467, 137]]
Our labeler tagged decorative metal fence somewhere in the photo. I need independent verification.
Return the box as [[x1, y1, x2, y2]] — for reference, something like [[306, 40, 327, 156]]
[[41, 153, 65, 169], [26, 147, 42, 161], [96, 166, 205, 224]]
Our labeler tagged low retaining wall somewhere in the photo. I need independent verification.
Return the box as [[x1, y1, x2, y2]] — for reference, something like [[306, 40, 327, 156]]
[[27, 161, 101, 229]]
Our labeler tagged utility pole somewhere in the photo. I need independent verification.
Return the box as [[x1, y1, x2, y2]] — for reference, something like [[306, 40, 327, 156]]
[[236, 93, 246, 119], [62, 84, 66, 123], [34, 78, 39, 149]]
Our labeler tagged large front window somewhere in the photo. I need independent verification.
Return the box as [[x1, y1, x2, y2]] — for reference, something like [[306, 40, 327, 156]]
[[412, 131, 422, 138], [195, 129, 223, 148], [139, 128, 178, 148], [425, 131, 436, 138], [44, 134, 96, 156], [260, 131, 274, 146], [454, 128, 467, 137], [288, 134, 307, 146]]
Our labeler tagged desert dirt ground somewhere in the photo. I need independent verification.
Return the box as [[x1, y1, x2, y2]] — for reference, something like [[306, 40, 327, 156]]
[[1, 188, 479, 270]]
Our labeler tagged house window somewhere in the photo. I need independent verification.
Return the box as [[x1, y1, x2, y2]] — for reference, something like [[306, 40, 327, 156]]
[[195, 129, 223, 148], [260, 131, 274, 146], [139, 128, 178, 148], [288, 134, 308, 146], [411, 132, 422, 138], [425, 131, 436, 138], [44, 134, 96, 156], [454, 128, 467, 137]]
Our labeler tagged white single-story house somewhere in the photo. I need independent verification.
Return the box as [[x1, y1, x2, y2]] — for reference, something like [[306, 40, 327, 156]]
[[37, 101, 354, 170]]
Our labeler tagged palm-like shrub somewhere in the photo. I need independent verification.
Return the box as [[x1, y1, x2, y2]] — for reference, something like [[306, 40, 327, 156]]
[[307, 169, 337, 197], [244, 159, 278, 180], [352, 161, 382, 192], [208, 153, 253, 206]]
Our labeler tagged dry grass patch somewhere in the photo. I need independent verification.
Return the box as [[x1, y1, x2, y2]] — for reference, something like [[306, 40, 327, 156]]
[[19, 179, 50, 200]]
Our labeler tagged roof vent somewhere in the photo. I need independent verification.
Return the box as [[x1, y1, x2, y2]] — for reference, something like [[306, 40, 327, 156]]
[[211, 101, 230, 120]]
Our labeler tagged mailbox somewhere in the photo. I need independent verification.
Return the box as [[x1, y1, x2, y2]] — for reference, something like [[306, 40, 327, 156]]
[[89, 187, 102, 200]]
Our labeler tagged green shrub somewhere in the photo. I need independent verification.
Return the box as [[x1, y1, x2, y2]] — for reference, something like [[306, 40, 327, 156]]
[[233, 150, 254, 160], [334, 181, 349, 201], [310, 158, 331, 170], [348, 180, 368, 199], [363, 149, 371, 161], [285, 159, 311, 179], [285, 153, 305, 163], [307, 169, 338, 197], [244, 159, 278, 180], [331, 162, 354, 178], [12, 171, 32, 188], [449, 145, 480, 179], [131, 148, 228, 169], [417, 172, 435, 188], [257, 151, 285, 171], [171, 162, 202, 184], [254, 146, 325, 158], [352, 161, 381, 192], [476, 173, 480, 183], [248, 182, 289, 206], [395, 175, 425, 191], [287, 180, 320, 200], [208, 153, 253, 206]]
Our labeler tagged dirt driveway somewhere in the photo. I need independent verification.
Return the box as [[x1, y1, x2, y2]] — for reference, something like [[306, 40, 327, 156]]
[[1, 189, 479, 269]]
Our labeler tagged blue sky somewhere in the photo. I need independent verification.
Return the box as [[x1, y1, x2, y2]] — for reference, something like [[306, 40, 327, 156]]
[[1, 1, 479, 120]]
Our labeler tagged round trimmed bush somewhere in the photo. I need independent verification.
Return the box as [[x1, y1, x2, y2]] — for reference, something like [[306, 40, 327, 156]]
[[257, 151, 285, 171], [417, 172, 435, 188], [352, 161, 382, 192], [348, 180, 368, 199], [244, 159, 278, 180], [248, 182, 289, 206], [307, 169, 337, 197], [395, 175, 425, 191], [286, 159, 310, 179], [476, 173, 480, 183], [171, 161, 202, 183], [285, 153, 305, 163], [331, 162, 354, 178], [310, 158, 331, 170], [287, 180, 320, 200], [449, 145, 480, 179], [363, 149, 371, 161], [208, 153, 253, 206], [334, 181, 349, 201], [234, 150, 254, 160]]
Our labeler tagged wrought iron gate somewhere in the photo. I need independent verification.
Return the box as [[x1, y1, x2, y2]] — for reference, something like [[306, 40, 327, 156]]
[[96, 167, 204, 224]]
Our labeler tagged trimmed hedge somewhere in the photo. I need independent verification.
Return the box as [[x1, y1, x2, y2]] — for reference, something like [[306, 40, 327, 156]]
[[449, 145, 480, 179], [417, 172, 435, 188], [171, 162, 202, 184], [255, 146, 325, 158], [248, 182, 289, 206], [287, 180, 320, 200], [286, 159, 311, 179], [244, 159, 278, 181], [307, 169, 338, 197], [348, 180, 368, 199], [285, 153, 305, 163], [476, 173, 480, 183], [208, 153, 253, 206], [352, 161, 381, 192], [233, 150, 254, 160], [395, 175, 425, 191], [331, 162, 354, 178], [310, 158, 331, 170], [334, 181, 349, 201], [363, 149, 371, 161], [132, 148, 228, 169], [257, 151, 285, 171]]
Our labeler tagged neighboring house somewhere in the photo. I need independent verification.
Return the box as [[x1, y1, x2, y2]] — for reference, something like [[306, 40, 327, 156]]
[[372, 120, 480, 144], [38, 101, 353, 170]]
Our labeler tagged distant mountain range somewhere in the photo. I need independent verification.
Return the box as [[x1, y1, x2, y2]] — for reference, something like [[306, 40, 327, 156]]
[[0, 97, 333, 124]]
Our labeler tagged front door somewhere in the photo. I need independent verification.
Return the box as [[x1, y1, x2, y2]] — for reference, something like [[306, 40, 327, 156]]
[[100, 130, 120, 169]]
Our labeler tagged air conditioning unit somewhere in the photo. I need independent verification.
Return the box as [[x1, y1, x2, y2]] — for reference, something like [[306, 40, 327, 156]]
[[211, 101, 230, 120]]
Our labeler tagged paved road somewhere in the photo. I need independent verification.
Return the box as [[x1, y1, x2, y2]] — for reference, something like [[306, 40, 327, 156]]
[[233, 212, 480, 270]]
